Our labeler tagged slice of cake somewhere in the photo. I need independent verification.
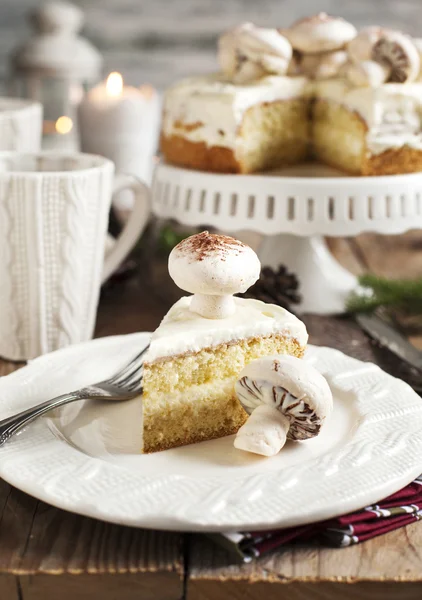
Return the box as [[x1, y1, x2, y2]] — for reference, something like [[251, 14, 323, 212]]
[[142, 232, 308, 453]]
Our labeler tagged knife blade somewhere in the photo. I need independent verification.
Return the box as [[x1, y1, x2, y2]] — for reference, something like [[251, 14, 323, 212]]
[[356, 313, 422, 373]]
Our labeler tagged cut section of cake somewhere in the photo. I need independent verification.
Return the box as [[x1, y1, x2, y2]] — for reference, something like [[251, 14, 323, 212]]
[[142, 232, 308, 453], [161, 74, 310, 174]]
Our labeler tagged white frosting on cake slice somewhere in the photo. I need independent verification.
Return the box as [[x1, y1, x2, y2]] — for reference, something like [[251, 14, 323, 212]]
[[144, 295, 308, 364]]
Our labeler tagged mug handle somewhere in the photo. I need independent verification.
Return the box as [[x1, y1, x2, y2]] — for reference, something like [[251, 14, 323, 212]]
[[101, 173, 150, 283]]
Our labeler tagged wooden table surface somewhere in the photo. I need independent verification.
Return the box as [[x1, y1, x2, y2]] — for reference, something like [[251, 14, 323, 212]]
[[1, 231, 422, 600]]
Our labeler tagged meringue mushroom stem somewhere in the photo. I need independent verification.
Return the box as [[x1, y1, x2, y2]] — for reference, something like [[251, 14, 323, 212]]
[[190, 293, 236, 319], [234, 405, 290, 457]]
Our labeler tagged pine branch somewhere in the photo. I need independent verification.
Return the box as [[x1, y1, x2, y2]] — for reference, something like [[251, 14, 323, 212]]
[[346, 292, 382, 313], [347, 274, 422, 314]]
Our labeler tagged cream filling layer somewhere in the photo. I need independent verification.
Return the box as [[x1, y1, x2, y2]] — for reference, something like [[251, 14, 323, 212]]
[[144, 379, 236, 414], [144, 296, 308, 364], [163, 73, 422, 157]]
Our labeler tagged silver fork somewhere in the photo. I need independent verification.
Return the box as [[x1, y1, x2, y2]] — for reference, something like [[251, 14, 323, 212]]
[[0, 345, 149, 447]]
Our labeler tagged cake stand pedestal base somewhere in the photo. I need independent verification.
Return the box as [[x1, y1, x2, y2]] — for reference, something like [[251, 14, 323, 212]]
[[258, 234, 357, 315]]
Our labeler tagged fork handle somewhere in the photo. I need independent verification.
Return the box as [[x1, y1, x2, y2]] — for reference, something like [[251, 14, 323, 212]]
[[0, 390, 88, 446]]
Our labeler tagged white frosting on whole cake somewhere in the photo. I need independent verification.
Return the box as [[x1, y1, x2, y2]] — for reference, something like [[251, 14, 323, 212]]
[[315, 78, 422, 154], [162, 73, 309, 150], [144, 296, 308, 364], [163, 72, 422, 158]]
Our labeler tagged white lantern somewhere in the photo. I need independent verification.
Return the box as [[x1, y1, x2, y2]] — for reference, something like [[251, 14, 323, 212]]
[[9, 1, 103, 151]]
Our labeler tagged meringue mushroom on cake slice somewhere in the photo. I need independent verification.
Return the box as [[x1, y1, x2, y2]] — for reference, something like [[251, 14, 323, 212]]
[[234, 355, 333, 457], [141, 232, 308, 453], [168, 230, 260, 319]]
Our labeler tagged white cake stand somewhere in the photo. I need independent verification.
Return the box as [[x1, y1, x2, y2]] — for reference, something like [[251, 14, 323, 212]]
[[151, 162, 422, 314]]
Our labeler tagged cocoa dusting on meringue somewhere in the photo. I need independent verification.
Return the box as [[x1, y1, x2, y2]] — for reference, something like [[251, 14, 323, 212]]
[[174, 231, 247, 263]]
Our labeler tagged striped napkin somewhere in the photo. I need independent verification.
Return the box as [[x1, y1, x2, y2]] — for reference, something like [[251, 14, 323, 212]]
[[215, 475, 422, 562]]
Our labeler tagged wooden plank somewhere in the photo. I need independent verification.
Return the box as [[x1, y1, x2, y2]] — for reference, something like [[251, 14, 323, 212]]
[[0, 575, 18, 600], [19, 572, 181, 600], [18, 500, 184, 577], [0, 481, 39, 573], [188, 527, 422, 599], [188, 579, 422, 600]]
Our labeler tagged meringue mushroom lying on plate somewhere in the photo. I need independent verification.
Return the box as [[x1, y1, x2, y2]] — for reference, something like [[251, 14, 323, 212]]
[[234, 355, 333, 457]]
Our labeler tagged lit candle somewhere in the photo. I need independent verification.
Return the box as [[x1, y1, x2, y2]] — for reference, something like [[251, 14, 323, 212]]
[[78, 72, 160, 211]]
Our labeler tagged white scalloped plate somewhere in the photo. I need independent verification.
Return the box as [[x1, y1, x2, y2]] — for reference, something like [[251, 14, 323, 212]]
[[1, 332, 422, 532]]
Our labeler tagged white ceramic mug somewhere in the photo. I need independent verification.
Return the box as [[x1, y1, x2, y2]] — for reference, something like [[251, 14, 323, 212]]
[[0, 98, 42, 151], [0, 152, 150, 361]]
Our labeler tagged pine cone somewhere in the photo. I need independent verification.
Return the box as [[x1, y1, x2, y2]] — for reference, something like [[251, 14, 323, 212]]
[[240, 265, 301, 312]]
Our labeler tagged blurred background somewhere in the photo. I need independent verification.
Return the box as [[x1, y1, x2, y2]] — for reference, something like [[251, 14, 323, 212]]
[[2, 0, 422, 89]]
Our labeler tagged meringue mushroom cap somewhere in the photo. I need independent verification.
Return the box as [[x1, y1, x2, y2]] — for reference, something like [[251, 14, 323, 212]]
[[218, 22, 292, 80], [347, 26, 384, 63], [285, 13, 357, 54], [238, 27, 292, 63], [168, 232, 261, 296], [235, 355, 333, 419]]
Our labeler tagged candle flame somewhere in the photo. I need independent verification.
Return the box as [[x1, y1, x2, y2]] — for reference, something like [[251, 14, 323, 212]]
[[106, 72, 123, 97], [55, 116, 73, 135]]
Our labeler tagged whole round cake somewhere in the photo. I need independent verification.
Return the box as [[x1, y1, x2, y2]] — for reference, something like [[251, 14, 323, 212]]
[[161, 14, 422, 175]]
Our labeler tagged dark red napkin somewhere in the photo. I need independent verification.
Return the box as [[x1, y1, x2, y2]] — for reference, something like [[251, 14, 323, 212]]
[[217, 475, 422, 562]]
